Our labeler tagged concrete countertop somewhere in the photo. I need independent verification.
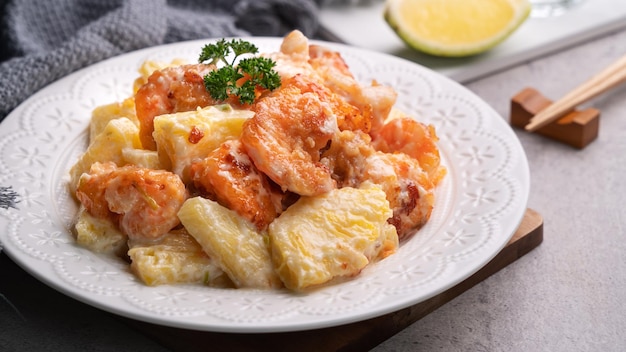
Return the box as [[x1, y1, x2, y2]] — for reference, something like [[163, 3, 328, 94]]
[[373, 26, 626, 352], [2, 12, 626, 352]]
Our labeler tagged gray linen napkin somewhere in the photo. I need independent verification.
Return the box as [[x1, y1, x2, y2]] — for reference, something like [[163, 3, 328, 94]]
[[0, 0, 321, 120]]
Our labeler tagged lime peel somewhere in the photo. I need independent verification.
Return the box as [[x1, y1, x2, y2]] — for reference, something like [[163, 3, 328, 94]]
[[384, 0, 532, 57]]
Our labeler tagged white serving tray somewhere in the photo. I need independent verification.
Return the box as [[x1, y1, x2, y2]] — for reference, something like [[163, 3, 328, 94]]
[[318, 0, 626, 83]]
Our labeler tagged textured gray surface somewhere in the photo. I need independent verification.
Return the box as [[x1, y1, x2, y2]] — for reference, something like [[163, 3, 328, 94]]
[[2, 13, 626, 352], [0, 0, 320, 118], [373, 27, 626, 352]]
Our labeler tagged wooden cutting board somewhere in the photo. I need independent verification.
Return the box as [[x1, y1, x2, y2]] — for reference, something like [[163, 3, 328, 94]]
[[124, 208, 543, 352]]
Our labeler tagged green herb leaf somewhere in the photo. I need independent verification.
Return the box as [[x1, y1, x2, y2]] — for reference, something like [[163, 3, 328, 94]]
[[199, 39, 281, 104], [228, 39, 259, 58], [199, 39, 230, 65]]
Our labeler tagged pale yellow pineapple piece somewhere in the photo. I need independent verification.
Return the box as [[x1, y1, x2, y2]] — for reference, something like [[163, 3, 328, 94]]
[[153, 104, 254, 183], [177, 197, 282, 289], [89, 98, 138, 142], [128, 229, 230, 287], [69, 117, 141, 194], [269, 183, 399, 291], [121, 147, 162, 169], [74, 206, 127, 256]]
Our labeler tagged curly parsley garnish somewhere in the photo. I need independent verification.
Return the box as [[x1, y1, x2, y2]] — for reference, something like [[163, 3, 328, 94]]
[[199, 39, 281, 105]]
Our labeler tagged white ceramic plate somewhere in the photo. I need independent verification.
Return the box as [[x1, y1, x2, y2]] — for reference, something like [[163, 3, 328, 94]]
[[0, 37, 529, 333]]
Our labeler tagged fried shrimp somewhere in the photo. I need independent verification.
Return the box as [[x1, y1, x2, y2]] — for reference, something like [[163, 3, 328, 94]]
[[189, 139, 284, 230], [359, 152, 435, 240], [135, 63, 221, 150], [241, 74, 339, 196], [76, 162, 188, 241], [68, 30, 450, 293], [320, 129, 436, 239], [266, 29, 312, 79], [308, 45, 397, 136], [321, 130, 375, 188], [373, 115, 446, 185]]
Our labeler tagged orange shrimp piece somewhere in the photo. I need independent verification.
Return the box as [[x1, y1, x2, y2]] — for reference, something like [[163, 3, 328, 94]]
[[373, 116, 446, 185], [135, 64, 221, 150], [241, 74, 339, 196], [76, 162, 188, 241], [308, 45, 396, 136], [264, 31, 371, 134], [359, 152, 435, 240], [319, 127, 436, 239], [189, 139, 284, 230], [75, 162, 118, 219], [309, 45, 354, 78], [320, 129, 436, 238], [264, 29, 313, 80], [321, 130, 376, 188]]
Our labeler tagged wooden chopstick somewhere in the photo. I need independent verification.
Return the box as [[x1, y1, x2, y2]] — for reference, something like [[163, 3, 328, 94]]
[[525, 53, 626, 132]]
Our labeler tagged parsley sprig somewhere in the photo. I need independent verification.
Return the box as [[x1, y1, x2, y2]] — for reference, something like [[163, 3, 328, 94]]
[[199, 39, 281, 104]]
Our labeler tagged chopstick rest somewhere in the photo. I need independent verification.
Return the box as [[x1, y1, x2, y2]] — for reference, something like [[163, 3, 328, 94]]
[[524, 53, 626, 131], [510, 87, 600, 149]]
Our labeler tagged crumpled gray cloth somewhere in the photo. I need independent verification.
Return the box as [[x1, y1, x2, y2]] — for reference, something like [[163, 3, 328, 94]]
[[0, 0, 322, 120]]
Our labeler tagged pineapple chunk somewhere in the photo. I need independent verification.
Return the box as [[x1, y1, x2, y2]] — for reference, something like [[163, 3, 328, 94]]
[[69, 117, 141, 194], [89, 98, 138, 142], [121, 147, 162, 169], [74, 206, 127, 256], [153, 105, 254, 182], [178, 197, 282, 289], [128, 229, 230, 287], [269, 183, 398, 291]]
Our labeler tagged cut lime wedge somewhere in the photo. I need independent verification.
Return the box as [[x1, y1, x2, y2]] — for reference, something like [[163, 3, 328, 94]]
[[384, 0, 532, 57]]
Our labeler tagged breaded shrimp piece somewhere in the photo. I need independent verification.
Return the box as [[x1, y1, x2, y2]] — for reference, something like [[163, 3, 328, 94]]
[[321, 129, 436, 239], [308, 45, 396, 136], [280, 29, 310, 57], [135, 63, 222, 150], [360, 82, 398, 136], [359, 152, 435, 240], [321, 130, 376, 188], [76, 162, 188, 241], [263, 30, 316, 80], [241, 74, 339, 196], [373, 115, 446, 185], [74, 162, 118, 220], [189, 139, 283, 230], [264, 30, 371, 133]]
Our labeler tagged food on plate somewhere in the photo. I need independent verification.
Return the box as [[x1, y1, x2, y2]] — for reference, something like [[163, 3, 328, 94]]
[[135, 63, 220, 150], [384, 0, 531, 57], [75, 161, 188, 241], [74, 206, 127, 256], [68, 116, 141, 195], [189, 139, 283, 230], [152, 104, 254, 182], [178, 197, 282, 289], [240, 74, 340, 196], [373, 111, 447, 184], [269, 182, 398, 290], [128, 228, 230, 287], [69, 30, 446, 291]]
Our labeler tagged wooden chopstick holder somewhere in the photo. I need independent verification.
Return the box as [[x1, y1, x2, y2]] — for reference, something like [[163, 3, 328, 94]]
[[524, 53, 626, 132], [511, 87, 600, 149]]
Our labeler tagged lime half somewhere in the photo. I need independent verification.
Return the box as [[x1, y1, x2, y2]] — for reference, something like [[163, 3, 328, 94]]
[[384, 0, 532, 57]]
